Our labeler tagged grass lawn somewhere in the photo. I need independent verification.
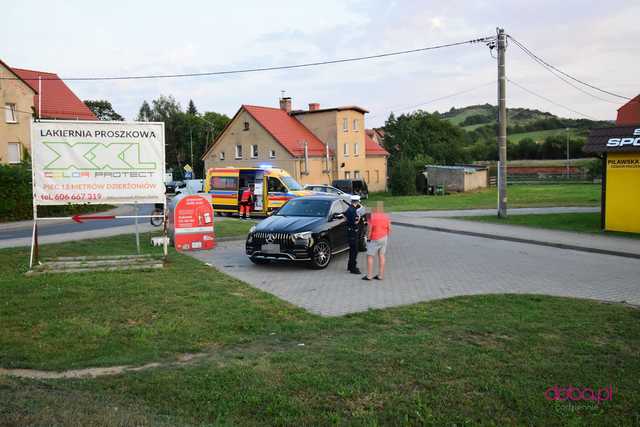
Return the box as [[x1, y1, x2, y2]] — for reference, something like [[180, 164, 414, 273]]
[[215, 218, 255, 238], [508, 128, 583, 143], [1, 234, 639, 425], [368, 184, 600, 212], [457, 212, 640, 239]]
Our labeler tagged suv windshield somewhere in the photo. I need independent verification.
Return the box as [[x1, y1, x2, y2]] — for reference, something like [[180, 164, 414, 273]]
[[276, 199, 332, 217], [282, 176, 303, 191]]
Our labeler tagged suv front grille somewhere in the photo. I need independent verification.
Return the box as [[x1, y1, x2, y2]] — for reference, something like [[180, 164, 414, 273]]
[[252, 232, 292, 245]]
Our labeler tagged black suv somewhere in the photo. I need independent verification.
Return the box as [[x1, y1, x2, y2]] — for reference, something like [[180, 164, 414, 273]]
[[246, 195, 367, 269], [332, 179, 369, 199]]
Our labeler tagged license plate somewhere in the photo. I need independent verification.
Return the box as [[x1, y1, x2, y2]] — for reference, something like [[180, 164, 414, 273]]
[[261, 244, 280, 254]]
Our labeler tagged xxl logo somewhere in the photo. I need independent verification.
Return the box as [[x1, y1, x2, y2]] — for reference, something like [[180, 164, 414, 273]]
[[607, 128, 640, 147], [42, 142, 157, 170]]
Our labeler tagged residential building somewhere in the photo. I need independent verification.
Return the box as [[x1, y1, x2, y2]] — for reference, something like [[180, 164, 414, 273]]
[[0, 60, 97, 165], [616, 95, 640, 125], [0, 60, 36, 164], [202, 97, 389, 191]]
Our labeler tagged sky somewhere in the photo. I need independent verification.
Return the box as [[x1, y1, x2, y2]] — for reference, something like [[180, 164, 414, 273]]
[[2, 0, 638, 126]]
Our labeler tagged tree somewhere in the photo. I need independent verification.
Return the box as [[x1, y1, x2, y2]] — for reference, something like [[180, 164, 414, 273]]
[[84, 100, 124, 121], [383, 110, 469, 166], [137, 101, 153, 122], [135, 96, 230, 178], [389, 158, 419, 196], [187, 99, 198, 115], [516, 138, 538, 160]]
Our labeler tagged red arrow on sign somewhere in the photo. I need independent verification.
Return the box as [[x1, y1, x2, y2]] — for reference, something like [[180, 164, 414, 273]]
[[72, 215, 116, 223]]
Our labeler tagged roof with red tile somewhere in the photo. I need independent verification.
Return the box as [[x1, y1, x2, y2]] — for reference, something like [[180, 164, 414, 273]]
[[243, 105, 329, 157], [11, 68, 97, 120], [616, 94, 640, 126], [365, 131, 389, 156], [291, 105, 369, 115]]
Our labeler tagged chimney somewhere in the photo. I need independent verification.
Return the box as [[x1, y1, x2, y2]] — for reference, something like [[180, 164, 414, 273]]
[[309, 103, 320, 111], [279, 97, 292, 113]]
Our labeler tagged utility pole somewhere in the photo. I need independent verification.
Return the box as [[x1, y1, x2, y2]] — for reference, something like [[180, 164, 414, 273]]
[[497, 27, 508, 218], [565, 127, 570, 179]]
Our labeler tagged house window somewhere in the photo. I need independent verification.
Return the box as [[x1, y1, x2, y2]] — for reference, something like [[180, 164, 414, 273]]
[[244, 121, 250, 131], [219, 151, 225, 160], [354, 170, 360, 179], [269, 149, 276, 159], [365, 170, 370, 183], [342, 118, 348, 132], [235, 144, 243, 159], [353, 119, 358, 131], [375, 170, 380, 183], [354, 142, 359, 156], [343, 143, 349, 157], [5, 104, 17, 123], [251, 144, 258, 158], [8, 142, 21, 164], [345, 171, 351, 179]]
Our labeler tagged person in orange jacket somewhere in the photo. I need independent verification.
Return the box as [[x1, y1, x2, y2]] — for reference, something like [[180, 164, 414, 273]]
[[239, 184, 254, 219]]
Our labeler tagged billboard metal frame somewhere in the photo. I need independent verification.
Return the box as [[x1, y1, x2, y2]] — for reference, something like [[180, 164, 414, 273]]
[[28, 119, 168, 270]]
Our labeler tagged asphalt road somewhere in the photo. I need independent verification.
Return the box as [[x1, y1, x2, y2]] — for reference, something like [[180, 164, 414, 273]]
[[0, 205, 156, 240]]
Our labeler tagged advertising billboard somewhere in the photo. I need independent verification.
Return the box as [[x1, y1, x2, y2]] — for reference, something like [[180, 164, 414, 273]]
[[31, 120, 165, 205]]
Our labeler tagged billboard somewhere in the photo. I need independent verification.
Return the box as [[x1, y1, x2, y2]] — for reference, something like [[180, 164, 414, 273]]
[[31, 120, 165, 205]]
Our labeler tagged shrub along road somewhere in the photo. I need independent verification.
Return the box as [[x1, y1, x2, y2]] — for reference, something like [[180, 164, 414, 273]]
[[0, 231, 639, 425]]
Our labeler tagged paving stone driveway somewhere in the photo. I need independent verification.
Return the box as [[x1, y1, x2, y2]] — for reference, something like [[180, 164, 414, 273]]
[[189, 225, 640, 316]]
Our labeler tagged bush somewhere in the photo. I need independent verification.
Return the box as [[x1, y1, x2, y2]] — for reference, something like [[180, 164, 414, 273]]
[[0, 163, 111, 222], [585, 158, 603, 179], [390, 158, 423, 196], [0, 163, 33, 221]]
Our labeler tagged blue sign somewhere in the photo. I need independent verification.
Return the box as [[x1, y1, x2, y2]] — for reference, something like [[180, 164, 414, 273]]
[[184, 171, 193, 179]]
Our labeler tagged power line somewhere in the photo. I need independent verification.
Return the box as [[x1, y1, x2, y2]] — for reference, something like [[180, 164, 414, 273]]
[[0, 37, 493, 82], [509, 37, 619, 104], [368, 81, 495, 120], [507, 35, 632, 101], [507, 78, 596, 119]]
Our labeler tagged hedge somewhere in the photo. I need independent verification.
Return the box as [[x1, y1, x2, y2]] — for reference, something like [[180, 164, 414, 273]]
[[0, 164, 111, 222]]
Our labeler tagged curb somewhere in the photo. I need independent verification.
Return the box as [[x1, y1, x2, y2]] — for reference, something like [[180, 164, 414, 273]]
[[392, 221, 640, 260]]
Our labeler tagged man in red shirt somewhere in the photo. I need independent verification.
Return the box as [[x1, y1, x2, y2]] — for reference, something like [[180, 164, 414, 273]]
[[363, 201, 391, 281], [239, 184, 254, 219]]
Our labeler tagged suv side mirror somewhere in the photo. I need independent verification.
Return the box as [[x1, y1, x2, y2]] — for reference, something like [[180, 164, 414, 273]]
[[331, 213, 345, 221]]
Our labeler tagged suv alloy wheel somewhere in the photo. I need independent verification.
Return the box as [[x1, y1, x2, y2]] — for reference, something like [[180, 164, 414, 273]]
[[309, 238, 332, 269]]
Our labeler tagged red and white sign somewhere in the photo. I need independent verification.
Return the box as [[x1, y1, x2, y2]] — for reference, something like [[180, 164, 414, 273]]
[[171, 195, 215, 252]]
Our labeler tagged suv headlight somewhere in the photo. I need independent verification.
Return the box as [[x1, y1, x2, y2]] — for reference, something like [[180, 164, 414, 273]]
[[292, 231, 312, 240], [249, 225, 256, 233]]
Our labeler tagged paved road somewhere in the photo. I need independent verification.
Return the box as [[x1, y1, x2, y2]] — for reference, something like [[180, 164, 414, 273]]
[[0, 205, 159, 248], [0, 205, 156, 240], [189, 224, 640, 316], [0, 206, 599, 244]]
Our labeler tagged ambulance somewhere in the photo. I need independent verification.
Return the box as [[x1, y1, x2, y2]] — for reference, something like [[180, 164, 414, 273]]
[[204, 166, 315, 216]]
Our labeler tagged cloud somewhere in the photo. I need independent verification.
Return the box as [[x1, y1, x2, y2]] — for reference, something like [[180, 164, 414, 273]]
[[2, 0, 637, 124]]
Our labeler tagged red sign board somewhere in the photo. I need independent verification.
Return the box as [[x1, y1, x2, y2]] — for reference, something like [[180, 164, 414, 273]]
[[171, 195, 215, 252]]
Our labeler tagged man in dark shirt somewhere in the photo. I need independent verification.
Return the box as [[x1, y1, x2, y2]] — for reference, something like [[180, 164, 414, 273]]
[[345, 195, 362, 274]]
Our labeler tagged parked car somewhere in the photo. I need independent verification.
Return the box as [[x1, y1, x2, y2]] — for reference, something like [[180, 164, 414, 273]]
[[165, 181, 185, 194], [303, 184, 352, 201], [245, 195, 367, 269], [181, 179, 204, 194], [332, 179, 369, 199]]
